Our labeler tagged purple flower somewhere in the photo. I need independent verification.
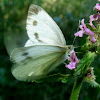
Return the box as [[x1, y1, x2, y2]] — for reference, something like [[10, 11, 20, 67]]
[[91, 37, 96, 42], [75, 19, 96, 43], [94, 3, 100, 11], [89, 2, 100, 28], [89, 14, 100, 28], [65, 50, 79, 70]]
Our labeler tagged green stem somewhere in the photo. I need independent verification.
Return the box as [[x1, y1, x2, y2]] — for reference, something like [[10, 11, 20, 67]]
[[70, 77, 83, 100]]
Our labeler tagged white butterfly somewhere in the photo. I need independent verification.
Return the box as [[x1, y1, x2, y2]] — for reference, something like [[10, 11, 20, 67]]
[[11, 4, 73, 82]]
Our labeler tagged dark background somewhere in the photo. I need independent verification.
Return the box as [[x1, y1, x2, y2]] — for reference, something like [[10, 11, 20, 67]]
[[0, 0, 100, 100]]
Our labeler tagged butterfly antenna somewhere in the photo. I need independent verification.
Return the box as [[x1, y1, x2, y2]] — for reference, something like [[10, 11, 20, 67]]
[[74, 46, 82, 48], [72, 20, 81, 46], [75, 52, 83, 54], [63, 62, 67, 65], [72, 36, 76, 45]]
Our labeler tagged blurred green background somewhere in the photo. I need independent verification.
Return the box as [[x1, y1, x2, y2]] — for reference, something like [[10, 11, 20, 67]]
[[0, 0, 100, 100]]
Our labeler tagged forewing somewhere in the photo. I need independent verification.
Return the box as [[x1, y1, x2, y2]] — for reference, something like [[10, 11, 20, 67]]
[[24, 39, 44, 47], [26, 4, 66, 46], [11, 45, 66, 81]]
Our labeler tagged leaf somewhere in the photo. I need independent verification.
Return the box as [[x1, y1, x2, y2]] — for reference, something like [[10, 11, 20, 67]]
[[85, 77, 100, 88], [90, 80, 100, 88], [34, 73, 70, 83], [86, 23, 97, 32], [74, 52, 96, 76], [61, 78, 68, 83], [70, 77, 84, 100], [97, 24, 100, 33]]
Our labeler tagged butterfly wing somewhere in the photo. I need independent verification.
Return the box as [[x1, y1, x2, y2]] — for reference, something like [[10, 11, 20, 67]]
[[26, 4, 66, 46], [10, 5, 71, 82], [4, 32, 28, 55], [11, 45, 67, 82]]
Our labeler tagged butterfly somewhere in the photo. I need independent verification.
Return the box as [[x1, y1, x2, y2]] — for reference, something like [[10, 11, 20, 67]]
[[10, 4, 73, 82]]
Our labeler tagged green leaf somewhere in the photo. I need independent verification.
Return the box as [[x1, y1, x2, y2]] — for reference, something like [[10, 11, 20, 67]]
[[74, 52, 96, 76], [70, 77, 84, 100], [34, 73, 70, 83], [85, 77, 100, 88], [97, 24, 100, 33], [61, 77, 68, 83], [90, 80, 100, 88], [86, 23, 97, 32], [96, 36, 100, 54], [84, 67, 100, 88]]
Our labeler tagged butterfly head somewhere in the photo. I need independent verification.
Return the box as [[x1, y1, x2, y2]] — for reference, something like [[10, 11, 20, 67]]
[[66, 45, 74, 51], [64, 45, 75, 57]]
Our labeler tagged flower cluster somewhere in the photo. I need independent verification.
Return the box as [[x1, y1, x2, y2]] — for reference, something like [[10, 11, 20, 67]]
[[74, 1, 100, 43], [65, 0, 100, 70], [75, 19, 96, 43], [89, 3, 100, 27], [65, 50, 79, 70]]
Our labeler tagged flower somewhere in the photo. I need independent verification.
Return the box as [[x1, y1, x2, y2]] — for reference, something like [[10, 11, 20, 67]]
[[89, 14, 100, 28], [89, 2, 100, 28], [89, 14, 99, 28], [94, 3, 100, 11], [75, 19, 96, 43], [65, 50, 79, 70]]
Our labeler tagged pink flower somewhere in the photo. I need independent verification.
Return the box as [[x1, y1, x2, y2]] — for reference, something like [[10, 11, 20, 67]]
[[65, 50, 79, 70], [89, 14, 100, 28], [91, 37, 96, 42], [89, 3, 100, 29], [75, 19, 96, 43], [94, 3, 100, 11]]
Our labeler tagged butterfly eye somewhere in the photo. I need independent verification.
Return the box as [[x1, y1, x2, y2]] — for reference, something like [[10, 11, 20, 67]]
[[33, 20, 37, 26], [68, 47, 71, 49]]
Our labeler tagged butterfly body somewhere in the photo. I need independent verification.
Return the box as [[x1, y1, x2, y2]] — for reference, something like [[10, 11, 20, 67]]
[[11, 4, 73, 82]]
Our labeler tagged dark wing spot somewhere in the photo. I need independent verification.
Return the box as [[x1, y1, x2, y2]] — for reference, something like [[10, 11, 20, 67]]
[[28, 11, 33, 16], [38, 40, 43, 42], [33, 20, 37, 26], [29, 5, 40, 14], [34, 32, 43, 42], [22, 56, 33, 65], [26, 56, 32, 60], [22, 52, 28, 56], [34, 33, 39, 39]]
